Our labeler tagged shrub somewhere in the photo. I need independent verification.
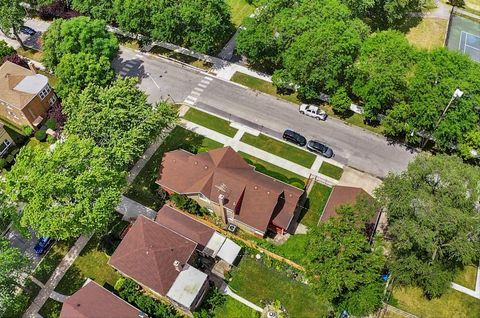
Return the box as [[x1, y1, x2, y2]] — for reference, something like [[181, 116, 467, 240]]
[[2, 53, 29, 68], [45, 118, 57, 130], [34, 130, 47, 141], [46, 135, 57, 144], [23, 126, 33, 136], [170, 193, 205, 216], [47, 103, 67, 128], [114, 277, 125, 291], [331, 87, 351, 115], [0, 158, 6, 169]]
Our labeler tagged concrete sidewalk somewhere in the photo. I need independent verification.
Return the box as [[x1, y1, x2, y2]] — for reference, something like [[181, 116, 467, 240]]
[[450, 260, 480, 299], [220, 284, 263, 312]]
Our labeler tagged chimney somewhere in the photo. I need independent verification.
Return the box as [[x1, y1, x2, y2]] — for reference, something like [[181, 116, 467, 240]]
[[28, 62, 37, 74], [173, 260, 183, 272], [218, 193, 228, 224]]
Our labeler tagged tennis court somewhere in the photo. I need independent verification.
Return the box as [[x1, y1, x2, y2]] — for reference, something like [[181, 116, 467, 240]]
[[446, 13, 480, 62]]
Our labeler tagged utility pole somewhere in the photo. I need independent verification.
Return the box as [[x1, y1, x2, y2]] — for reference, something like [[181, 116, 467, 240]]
[[421, 88, 464, 149]]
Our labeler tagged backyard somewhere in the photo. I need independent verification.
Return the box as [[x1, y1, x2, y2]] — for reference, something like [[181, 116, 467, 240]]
[[240, 133, 316, 168], [226, 0, 256, 27], [183, 108, 238, 137], [213, 296, 260, 318], [230, 256, 330, 317], [239, 152, 306, 188], [454, 264, 478, 290], [125, 126, 223, 209], [298, 182, 332, 228]]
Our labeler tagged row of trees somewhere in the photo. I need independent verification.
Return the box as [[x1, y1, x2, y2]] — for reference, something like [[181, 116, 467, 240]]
[[237, 0, 480, 158]]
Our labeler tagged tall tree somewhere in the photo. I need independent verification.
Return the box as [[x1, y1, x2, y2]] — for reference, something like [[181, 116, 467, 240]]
[[70, 0, 115, 22], [63, 78, 178, 169], [113, 0, 152, 37], [42, 16, 118, 70], [352, 30, 415, 118], [305, 201, 385, 316], [376, 154, 480, 298], [55, 52, 115, 99], [4, 136, 125, 240], [0, 0, 26, 48], [0, 238, 30, 312]]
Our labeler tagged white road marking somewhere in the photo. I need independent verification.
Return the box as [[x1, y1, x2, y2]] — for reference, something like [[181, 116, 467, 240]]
[[203, 77, 213, 81], [184, 99, 195, 105], [194, 87, 204, 92], [146, 73, 160, 89], [200, 80, 210, 85], [198, 83, 208, 88], [185, 96, 197, 102], [190, 91, 201, 96]]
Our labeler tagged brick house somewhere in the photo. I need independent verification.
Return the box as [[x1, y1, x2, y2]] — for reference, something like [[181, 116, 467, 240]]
[[156, 147, 305, 237], [0, 61, 56, 129]]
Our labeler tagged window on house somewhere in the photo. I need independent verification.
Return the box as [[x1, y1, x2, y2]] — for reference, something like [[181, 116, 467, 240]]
[[39, 84, 51, 100], [48, 94, 57, 107]]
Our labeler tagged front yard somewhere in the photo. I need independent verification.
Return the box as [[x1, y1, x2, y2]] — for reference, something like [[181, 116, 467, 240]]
[[240, 133, 316, 168], [226, 0, 256, 27], [319, 162, 344, 180], [183, 108, 238, 137], [230, 256, 330, 317], [33, 239, 75, 284], [38, 298, 62, 318], [125, 126, 223, 209]]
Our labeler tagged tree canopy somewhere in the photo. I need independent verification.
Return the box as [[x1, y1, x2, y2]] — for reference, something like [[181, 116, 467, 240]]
[[42, 16, 118, 70], [0, 238, 30, 312], [63, 77, 178, 169], [4, 136, 125, 240], [305, 199, 385, 316], [0, 0, 25, 48], [0, 40, 14, 61], [376, 154, 480, 298], [55, 52, 115, 99]]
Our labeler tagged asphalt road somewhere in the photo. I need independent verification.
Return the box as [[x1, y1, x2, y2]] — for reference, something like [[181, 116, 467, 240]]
[[113, 48, 417, 178]]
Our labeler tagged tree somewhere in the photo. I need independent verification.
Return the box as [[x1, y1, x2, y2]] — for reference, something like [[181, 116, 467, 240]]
[[63, 78, 178, 169], [0, 238, 30, 311], [0, 40, 14, 60], [55, 52, 115, 99], [0, 0, 26, 48], [42, 16, 118, 70], [305, 202, 385, 316], [331, 87, 352, 114], [376, 154, 480, 298], [113, 0, 152, 36], [4, 136, 125, 240], [352, 30, 415, 118], [71, 0, 115, 22]]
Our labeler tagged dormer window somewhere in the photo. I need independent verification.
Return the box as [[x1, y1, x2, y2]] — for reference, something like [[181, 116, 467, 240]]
[[39, 84, 51, 100]]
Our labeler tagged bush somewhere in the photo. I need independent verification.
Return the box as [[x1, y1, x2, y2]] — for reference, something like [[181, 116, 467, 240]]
[[0, 158, 6, 169], [170, 193, 205, 216], [331, 87, 351, 115], [34, 130, 47, 142], [45, 118, 57, 130], [23, 126, 33, 136], [46, 135, 57, 144]]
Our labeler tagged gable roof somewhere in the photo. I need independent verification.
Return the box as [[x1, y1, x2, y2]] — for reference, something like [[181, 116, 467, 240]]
[[321, 186, 370, 222], [109, 215, 197, 296], [59, 281, 145, 318], [156, 147, 303, 233], [155, 205, 215, 249]]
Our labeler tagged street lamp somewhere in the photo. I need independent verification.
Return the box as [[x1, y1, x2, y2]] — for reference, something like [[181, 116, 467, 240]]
[[421, 88, 464, 148]]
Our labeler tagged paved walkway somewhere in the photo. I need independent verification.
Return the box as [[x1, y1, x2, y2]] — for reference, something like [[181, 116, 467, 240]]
[[220, 284, 263, 312], [181, 118, 339, 186], [117, 195, 157, 220], [23, 234, 91, 318]]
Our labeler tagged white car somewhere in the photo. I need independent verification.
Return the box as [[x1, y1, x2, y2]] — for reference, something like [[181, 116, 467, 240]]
[[299, 104, 328, 121]]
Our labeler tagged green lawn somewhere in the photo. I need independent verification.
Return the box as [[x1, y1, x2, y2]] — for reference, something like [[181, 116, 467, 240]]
[[230, 257, 329, 317], [454, 264, 478, 290], [226, 0, 256, 27], [150, 46, 213, 71], [33, 240, 75, 284], [17, 47, 43, 62], [239, 152, 306, 188], [231, 72, 301, 105], [298, 183, 332, 228], [55, 236, 120, 296], [393, 286, 480, 318], [37, 70, 58, 88], [213, 296, 259, 318], [183, 108, 238, 137], [241, 133, 316, 168], [319, 162, 344, 180], [405, 18, 447, 50], [3, 279, 41, 318], [125, 126, 223, 209], [38, 298, 62, 318]]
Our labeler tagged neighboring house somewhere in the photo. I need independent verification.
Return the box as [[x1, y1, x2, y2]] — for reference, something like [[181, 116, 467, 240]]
[[59, 280, 147, 318], [109, 215, 209, 311], [156, 205, 241, 266], [0, 124, 14, 157], [156, 147, 305, 237], [0, 61, 56, 129], [320, 185, 381, 240]]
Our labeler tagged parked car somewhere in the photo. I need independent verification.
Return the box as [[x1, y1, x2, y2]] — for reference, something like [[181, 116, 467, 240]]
[[20, 26, 36, 36], [282, 129, 307, 147], [306, 140, 334, 158], [299, 104, 327, 121], [34, 237, 52, 255]]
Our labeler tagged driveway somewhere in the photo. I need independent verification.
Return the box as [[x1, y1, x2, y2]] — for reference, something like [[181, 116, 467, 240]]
[[5, 229, 43, 269]]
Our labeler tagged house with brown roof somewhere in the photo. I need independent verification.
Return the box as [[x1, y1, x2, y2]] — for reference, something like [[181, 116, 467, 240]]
[[59, 280, 146, 318], [156, 147, 305, 237], [0, 61, 56, 129], [109, 215, 209, 311], [320, 185, 381, 240]]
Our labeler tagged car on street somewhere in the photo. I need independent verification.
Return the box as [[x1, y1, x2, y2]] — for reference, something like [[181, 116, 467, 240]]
[[299, 104, 327, 121], [282, 129, 307, 146], [307, 140, 334, 158], [33, 237, 52, 255], [20, 26, 36, 36]]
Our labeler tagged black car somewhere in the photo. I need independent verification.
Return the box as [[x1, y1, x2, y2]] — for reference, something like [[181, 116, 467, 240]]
[[20, 26, 36, 36], [282, 129, 307, 147], [306, 140, 334, 158]]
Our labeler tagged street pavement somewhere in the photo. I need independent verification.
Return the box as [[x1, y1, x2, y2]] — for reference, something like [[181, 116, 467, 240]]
[[114, 48, 417, 178]]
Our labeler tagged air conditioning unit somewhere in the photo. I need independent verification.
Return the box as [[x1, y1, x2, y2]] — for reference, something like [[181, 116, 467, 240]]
[[227, 223, 237, 233], [267, 311, 277, 318]]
